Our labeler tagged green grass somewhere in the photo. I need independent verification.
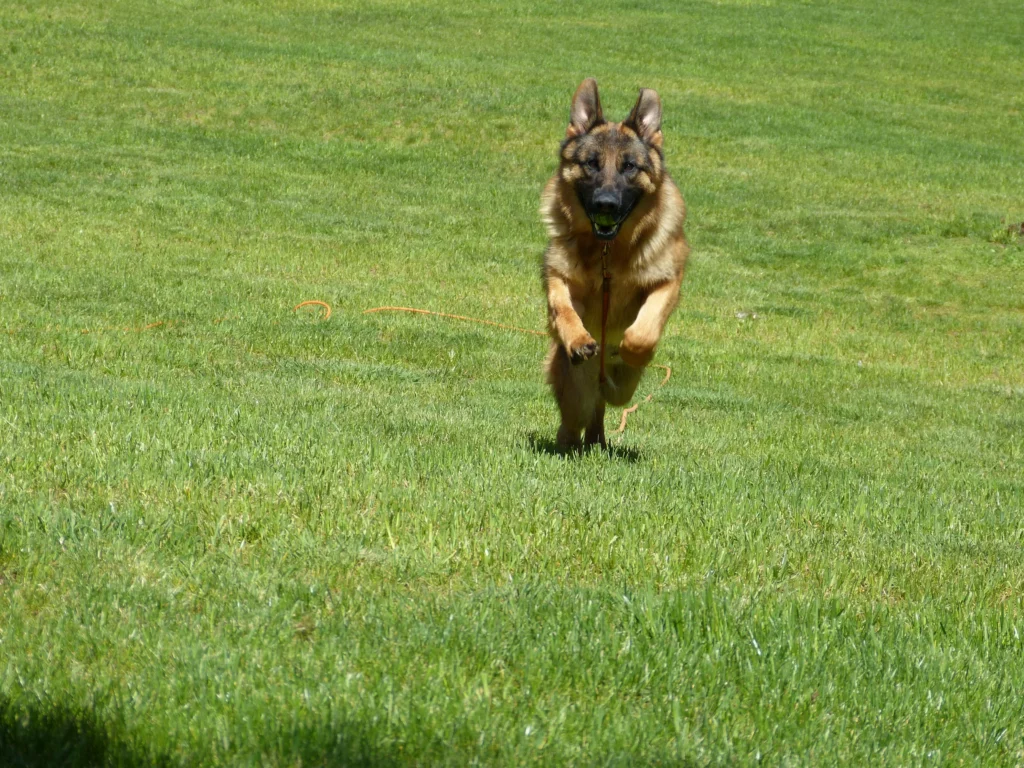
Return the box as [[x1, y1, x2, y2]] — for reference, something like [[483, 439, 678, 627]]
[[2, 0, 1024, 764]]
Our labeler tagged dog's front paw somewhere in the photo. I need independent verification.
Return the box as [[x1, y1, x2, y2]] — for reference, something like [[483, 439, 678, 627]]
[[567, 333, 598, 365], [619, 328, 656, 368]]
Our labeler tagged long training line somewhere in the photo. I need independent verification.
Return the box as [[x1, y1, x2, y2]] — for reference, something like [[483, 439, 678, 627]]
[[309, 301, 671, 438], [612, 363, 670, 435], [8, 300, 668, 437], [363, 305, 547, 337]]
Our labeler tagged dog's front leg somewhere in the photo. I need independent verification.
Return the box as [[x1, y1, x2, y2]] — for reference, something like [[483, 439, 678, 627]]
[[619, 277, 682, 368], [546, 272, 598, 364]]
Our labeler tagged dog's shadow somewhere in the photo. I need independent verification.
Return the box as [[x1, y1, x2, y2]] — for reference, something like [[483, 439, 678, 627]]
[[525, 432, 643, 463]]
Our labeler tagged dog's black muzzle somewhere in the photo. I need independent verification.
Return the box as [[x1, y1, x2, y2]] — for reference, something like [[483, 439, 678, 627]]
[[587, 190, 635, 240]]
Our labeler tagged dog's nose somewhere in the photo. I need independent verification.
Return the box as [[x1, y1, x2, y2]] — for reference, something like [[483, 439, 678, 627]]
[[592, 189, 619, 214]]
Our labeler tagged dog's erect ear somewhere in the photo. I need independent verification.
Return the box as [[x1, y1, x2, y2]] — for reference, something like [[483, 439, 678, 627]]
[[567, 78, 604, 138], [624, 88, 662, 146]]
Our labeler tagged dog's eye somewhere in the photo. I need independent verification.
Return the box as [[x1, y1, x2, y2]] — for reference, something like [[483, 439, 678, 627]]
[[622, 159, 637, 172], [584, 157, 600, 171]]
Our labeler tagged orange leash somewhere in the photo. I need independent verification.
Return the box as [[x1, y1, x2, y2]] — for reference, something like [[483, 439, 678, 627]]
[[354, 298, 670, 438], [80, 321, 165, 335], [599, 242, 611, 386], [293, 300, 332, 320], [19, 299, 666, 437], [363, 306, 546, 337], [611, 364, 670, 435]]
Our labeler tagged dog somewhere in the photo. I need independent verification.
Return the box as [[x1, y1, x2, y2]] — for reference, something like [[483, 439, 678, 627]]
[[541, 78, 689, 450]]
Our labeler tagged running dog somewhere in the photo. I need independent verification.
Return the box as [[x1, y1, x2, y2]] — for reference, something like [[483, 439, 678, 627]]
[[541, 78, 689, 450]]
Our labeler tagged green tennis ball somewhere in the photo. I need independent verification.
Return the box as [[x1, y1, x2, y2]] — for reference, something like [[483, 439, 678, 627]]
[[593, 213, 616, 227]]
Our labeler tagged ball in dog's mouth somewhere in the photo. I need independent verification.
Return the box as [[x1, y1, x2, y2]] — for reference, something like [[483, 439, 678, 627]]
[[590, 212, 620, 240]]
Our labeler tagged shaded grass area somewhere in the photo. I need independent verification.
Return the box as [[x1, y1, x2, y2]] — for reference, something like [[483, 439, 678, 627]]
[[0, 695, 395, 767], [2, 0, 1024, 764], [1, 697, 175, 768]]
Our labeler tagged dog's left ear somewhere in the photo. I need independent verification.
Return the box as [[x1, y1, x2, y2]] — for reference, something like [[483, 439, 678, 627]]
[[624, 88, 662, 147]]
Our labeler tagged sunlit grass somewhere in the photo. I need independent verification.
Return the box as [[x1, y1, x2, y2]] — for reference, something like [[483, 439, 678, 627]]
[[2, 0, 1023, 764]]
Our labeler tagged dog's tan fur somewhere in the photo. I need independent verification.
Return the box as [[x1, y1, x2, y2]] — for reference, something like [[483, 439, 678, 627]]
[[541, 78, 689, 449]]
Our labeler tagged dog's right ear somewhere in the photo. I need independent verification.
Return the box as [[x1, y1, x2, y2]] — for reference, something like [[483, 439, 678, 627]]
[[567, 78, 604, 138]]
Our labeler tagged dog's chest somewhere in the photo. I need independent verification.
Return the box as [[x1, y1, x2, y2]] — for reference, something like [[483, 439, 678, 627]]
[[568, 259, 645, 338]]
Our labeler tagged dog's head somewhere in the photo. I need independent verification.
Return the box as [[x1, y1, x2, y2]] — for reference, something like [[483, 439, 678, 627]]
[[559, 78, 665, 241]]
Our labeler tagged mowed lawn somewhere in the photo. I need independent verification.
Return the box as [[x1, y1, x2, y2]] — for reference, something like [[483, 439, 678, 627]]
[[2, 0, 1023, 764]]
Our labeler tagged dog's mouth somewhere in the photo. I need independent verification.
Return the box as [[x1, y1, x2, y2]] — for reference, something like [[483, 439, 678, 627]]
[[589, 212, 622, 241]]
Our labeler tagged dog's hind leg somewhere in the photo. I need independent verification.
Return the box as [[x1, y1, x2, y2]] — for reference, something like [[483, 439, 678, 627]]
[[547, 343, 601, 451], [584, 400, 606, 450], [600, 359, 646, 407]]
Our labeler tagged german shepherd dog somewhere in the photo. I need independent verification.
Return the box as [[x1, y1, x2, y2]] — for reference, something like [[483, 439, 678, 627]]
[[541, 78, 689, 450]]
